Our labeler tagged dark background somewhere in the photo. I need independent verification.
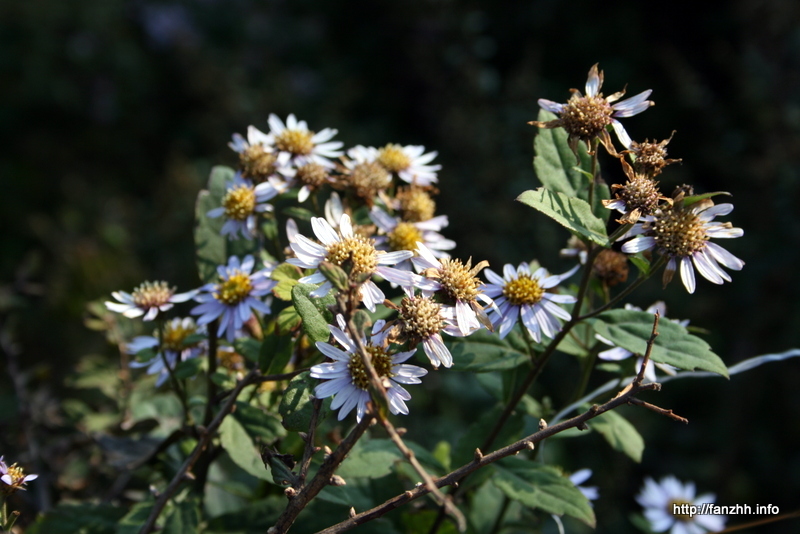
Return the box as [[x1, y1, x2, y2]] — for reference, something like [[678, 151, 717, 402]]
[[1, 0, 799, 531]]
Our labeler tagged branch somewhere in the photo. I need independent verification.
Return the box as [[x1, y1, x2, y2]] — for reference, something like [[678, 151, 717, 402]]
[[138, 369, 260, 534]]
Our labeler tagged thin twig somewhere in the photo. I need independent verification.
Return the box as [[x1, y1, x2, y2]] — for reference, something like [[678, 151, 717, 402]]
[[315, 370, 673, 534], [298, 398, 323, 485], [138, 369, 259, 534]]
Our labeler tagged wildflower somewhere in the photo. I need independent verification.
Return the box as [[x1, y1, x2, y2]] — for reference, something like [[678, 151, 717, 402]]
[[369, 207, 455, 266], [265, 113, 343, 168], [127, 317, 205, 387], [191, 255, 277, 342], [595, 302, 683, 382], [229, 125, 287, 182], [604, 160, 666, 223], [376, 143, 441, 186], [637, 476, 725, 534], [412, 243, 493, 336], [483, 263, 579, 342], [106, 281, 197, 321], [395, 184, 438, 223], [311, 315, 427, 422], [625, 132, 681, 177], [620, 197, 744, 293], [390, 286, 462, 369], [339, 145, 393, 202], [0, 457, 37, 493], [206, 172, 279, 240], [531, 63, 654, 157], [559, 236, 589, 265], [286, 213, 414, 312], [569, 469, 599, 503]]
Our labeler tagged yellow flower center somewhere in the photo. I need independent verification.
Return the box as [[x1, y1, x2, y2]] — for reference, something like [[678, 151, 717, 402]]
[[160, 320, 199, 352], [132, 281, 175, 309], [274, 129, 314, 156], [348, 345, 394, 390], [667, 499, 694, 521], [240, 145, 277, 179], [216, 272, 253, 305], [399, 295, 443, 340], [222, 184, 257, 221], [387, 222, 423, 252], [561, 94, 613, 142], [503, 275, 544, 306], [398, 186, 436, 222], [377, 144, 411, 172], [651, 207, 707, 257], [325, 236, 379, 275], [437, 258, 483, 302]]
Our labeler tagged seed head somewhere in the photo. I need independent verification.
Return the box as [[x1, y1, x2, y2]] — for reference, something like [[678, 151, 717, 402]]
[[627, 133, 681, 177], [239, 145, 278, 181], [399, 295, 443, 341], [592, 249, 629, 287]]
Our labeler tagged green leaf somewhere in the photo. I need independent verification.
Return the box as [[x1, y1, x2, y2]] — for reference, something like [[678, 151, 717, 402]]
[[234, 338, 261, 364], [205, 496, 285, 532], [291, 283, 335, 343], [468, 480, 506, 534], [260, 328, 294, 374], [533, 110, 608, 217], [589, 407, 644, 462], [628, 252, 651, 276], [173, 356, 204, 380], [493, 458, 596, 527], [162, 499, 200, 534], [590, 309, 729, 377], [233, 401, 287, 443], [115, 502, 155, 534], [683, 191, 731, 207], [282, 206, 316, 221], [272, 263, 302, 301], [517, 188, 609, 246], [447, 329, 530, 372], [219, 415, 272, 480], [278, 372, 330, 432], [337, 438, 402, 479], [276, 305, 302, 333]]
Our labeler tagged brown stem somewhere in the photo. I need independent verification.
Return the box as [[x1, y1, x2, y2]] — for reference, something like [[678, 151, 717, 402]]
[[138, 369, 259, 534]]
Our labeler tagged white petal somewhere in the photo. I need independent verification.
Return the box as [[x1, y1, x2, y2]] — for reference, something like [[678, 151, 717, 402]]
[[610, 119, 633, 149], [621, 236, 656, 254], [680, 256, 696, 294], [311, 217, 340, 246], [538, 98, 564, 114]]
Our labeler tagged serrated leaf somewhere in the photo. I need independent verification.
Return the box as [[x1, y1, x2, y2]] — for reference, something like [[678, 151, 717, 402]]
[[447, 329, 530, 372], [589, 407, 644, 462], [291, 283, 335, 344], [517, 188, 609, 246], [590, 309, 728, 377], [493, 458, 595, 527], [337, 438, 403, 479], [219, 415, 272, 480], [278, 372, 330, 432], [273, 279, 298, 301]]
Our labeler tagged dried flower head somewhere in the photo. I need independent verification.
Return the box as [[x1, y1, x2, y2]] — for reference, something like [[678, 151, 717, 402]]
[[531, 64, 654, 158], [592, 249, 630, 287], [626, 132, 681, 177], [604, 160, 667, 223]]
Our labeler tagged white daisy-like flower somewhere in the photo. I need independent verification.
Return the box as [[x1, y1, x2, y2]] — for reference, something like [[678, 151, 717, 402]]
[[569, 469, 599, 503], [369, 207, 455, 266], [339, 145, 393, 201], [264, 113, 344, 168], [595, 302, 684, 383], [286, 213, 415, 312], [483, 263, 579, 342], [191, 255, 277, 342], [393, 285, 464, 369], [106, 281, 197, 321], [637, 476, 726, 534], [206, 172, 279, 240], [127, 317, 205, 387], [620, 199, 744, 294], [310, 315, 427, 422], [229, 125, 292, 181], [0, 457, 37, 492], [411, 243, 493, 336], [531, 63, 654, 155], [376, 143, 441, 186]]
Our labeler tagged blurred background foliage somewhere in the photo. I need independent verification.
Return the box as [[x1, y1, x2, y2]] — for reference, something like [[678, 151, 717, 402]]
[[1, 0, 799, 531]]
